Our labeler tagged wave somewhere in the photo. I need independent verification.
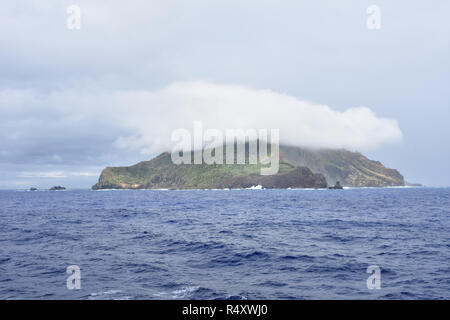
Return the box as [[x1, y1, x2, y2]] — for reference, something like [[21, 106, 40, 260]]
[[246, 185, 263, 190]]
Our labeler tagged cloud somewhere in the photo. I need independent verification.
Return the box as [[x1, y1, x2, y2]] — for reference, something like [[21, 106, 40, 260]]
[[18, 171, 67, 179], [117, 81, 403, 152], [0, 81, 402, 170], [0, 1, 448, 188], [17, 171, 98, 178]]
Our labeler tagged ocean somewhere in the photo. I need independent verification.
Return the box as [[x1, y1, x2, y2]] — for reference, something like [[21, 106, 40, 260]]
[[0, 187, 449, 300]]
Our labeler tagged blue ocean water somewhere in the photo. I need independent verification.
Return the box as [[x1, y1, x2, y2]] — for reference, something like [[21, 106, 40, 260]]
[[0, 187, 449, 300]]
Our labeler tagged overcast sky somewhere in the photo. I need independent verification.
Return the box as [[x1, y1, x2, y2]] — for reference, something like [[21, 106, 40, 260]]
[[0, 0, 449, 188]]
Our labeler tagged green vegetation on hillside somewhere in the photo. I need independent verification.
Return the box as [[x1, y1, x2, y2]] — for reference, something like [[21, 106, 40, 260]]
[[92, 144, 405, 189]]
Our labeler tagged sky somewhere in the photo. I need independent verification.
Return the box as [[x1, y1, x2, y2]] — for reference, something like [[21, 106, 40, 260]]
[[0, 0, 449, 188]]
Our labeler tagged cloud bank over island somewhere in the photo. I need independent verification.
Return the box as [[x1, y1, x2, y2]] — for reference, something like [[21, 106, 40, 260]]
[[0, 81, 402, 168], [1, 1, 449, 188]]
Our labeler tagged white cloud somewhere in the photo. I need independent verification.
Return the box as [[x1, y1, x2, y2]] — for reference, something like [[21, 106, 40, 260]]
[[17, 171, 98, 179], [19, 171, 67, 178], [0, 81, 402, 164], [70, 172, 97, 177], [0, 1, 447, 188]]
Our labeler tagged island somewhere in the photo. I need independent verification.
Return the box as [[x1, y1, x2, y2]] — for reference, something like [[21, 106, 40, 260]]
[[50, 186, 66, 191], [92, 145, 405, 190]]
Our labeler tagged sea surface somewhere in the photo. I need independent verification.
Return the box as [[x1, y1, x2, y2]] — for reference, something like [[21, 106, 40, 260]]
[[0, 187, 449, 300]]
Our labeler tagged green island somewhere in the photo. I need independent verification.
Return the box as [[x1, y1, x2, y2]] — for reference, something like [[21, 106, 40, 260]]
[[92, 144, 405, 190]]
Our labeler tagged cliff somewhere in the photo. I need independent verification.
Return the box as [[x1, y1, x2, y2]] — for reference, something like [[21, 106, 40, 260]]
[[92, 145, 404, 189], [279, 146, 404, 187]]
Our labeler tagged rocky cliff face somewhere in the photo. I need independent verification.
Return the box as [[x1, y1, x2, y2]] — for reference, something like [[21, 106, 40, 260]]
[[92, 145, 405, 189], [219, 167, 327, 189], [280, 146, 404, 187]]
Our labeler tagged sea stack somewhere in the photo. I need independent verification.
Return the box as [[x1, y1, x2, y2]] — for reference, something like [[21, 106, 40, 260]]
[[50, 186, 66, 191], [329, 181, 344, 189]]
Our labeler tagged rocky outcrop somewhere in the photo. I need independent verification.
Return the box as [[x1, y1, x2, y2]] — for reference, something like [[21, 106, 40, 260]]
[[220, 167, 327, 189], [328, 181, 343, 189], [50, 186, 66, 191]]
